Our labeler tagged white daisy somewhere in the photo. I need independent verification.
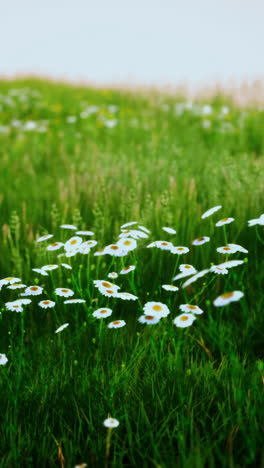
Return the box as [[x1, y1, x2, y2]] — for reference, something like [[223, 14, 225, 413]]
[[248, 214, 264, 226], [93, 308, 112, 319], [65, 248, 79, 258], [74, 464, 87, 468], [5, 301, 24, 312], [121, 221, 138, 229], [7, 283, 27, 290], [17, 299, 32, 305], [36, 234, 53, 242], [201, 206, 222, 219], [182, 269, 210, 288], [104, 244, 127, 256], [47, 242, 64, 251], [103, 417, 120, 427], [0, 354, 8, 365], [162, 285, 179, 291], [55, 323, 69, 333], [55, 288, 74, 297], [1, 277, 21, 285], [117, 238, 137, 251], [143, 302, 170, 318], [192, 237, 210, 246], [120, 266, 136, 275], [78, 245, 91, 255], [81, 240, 97, 248], [76, 230, 95, 236], [108, 272, 118, 279], [64, 299, 86, 304], [216, 246, 236, 254], [61, 263, 72, 270], [210, 265, 229, 275], [64, 237, 83, 251], [24, 286, 43, 296], [100, 288, 118, 298], [115, 292, 138, 300], [138, 225, 151, 234], [162, 227, 177, 234], [179, 304, 204, 315], [38, 300, 55, 309], [108, 320, 126, 329], [93, 280, 120, 292], [94, 249, 106, 256], [118, 229, 148, 240], [170, 246, 190, 254], [179, 264, 197, 273], [138, 315, 160, 324], [217, 260, 244, 269], [32, 268, 49, 276], [60, 224, 77, 230], [174, 313, 196, 328], [173, 271, 195, 281], [227, 243, 248, 254], [42, 264, 59, 271], [215, 218, 235, 227], [213, 291, 244, 307], [146, 241, 173, 250]]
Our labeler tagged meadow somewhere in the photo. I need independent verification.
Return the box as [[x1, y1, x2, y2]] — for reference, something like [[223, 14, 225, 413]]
[[0, 79, 264, 468]]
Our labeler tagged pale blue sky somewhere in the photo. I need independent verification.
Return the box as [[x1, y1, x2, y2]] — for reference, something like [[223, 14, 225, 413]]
[[1, 0, 263, 86]]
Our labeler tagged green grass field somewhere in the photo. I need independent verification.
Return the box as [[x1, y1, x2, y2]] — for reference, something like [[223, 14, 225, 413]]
[[0, 79, 264, 468]]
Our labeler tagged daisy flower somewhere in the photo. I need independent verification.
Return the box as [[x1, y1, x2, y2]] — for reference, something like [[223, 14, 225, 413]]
[[173, 271, 195, 281], [78, 245, 91, 255], [179, 304, 204, 315], [162, 285, 179, 291], [120, 266, 136, 275], [24, 286, 43, 296], [248, 214, 264, 226], [138, 315, 160, 324], [217, 260, 244, 269], [81, 240, 97, 248], [108, 320, 126, 329], [32, 268, 49, 276], [103, 418, 119, 428], [119, 229, 148, 240], [115, 292, 138, 300], [5, 301, 24, 312], [61, 263, 72, 270], [121, 221, 138, 229], [213, 291, 244, 307], [170, 246, 189, 254], [47, 242, 64, 251], [146, 241, 172, 250], [36, 234, 53, 242], [192, 237, 210, 246], [143, 302, 170, 318], [60, 224, 77, 230], [100, 289, 118, 297], [210, 265, 229, 275], [74, 464, 87, 468], [162, 227, 177, 234], [76, 230, 95, 236], [64, 299, 86, 304], [65, 249, 79, 258], [108, 272, 118, 279], [0, 354, 8, 365], [1, 277, 21, 285], [182, 269, 210, 288], [216, 246, 236, 254], [42, 264, 59, 271], [227, 243, 248, 254], [94, 249, 106, 256], [65, 236, 83, 251], [104, 244, 127, 256], [17, 299, 32, 305], [55, 323, 69, 333], [138, 225, 151, 234], [117, 238, 137, 251], [7, 283, 27, 290], [174, 313, 196, 328], [93, 308, 112, 319], [38, 300, 55, 309], [93, 280, 120, 292], [215, 218, 234, 227], [55, 288, 74, 297], [201, 206, 222, 219]]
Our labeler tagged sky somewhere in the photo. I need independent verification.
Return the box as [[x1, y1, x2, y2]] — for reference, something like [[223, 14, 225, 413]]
[[1, 0, 263, 87]]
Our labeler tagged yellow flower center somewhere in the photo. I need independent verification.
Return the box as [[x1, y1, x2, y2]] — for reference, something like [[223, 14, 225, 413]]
[[221, 292, 234, 299], [187, 305, 196, 310], [152, 305, 162, 311], [180, 315, 189, 321]]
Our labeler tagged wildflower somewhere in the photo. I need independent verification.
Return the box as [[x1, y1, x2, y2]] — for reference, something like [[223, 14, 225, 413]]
[[173, 271, 195, 281], [115, 292, 138, 300], [1, 277, 21, 285], [65, 237, 83, 251], [215, 218, 234, 227], [138, 315, 160, 324], [32, 268, 49, 276], [94, 249, 106, 256], [179, 304, 204, 315], [182, 269, 210, 288], [120, 266, 136, 275], [81, 240, 97, 248], [121, 221, 138, 229], [93, 308, 112, 318], [174, 313, 196, 328], [42, 264, 59, 271], [146, 241, 173, 250], [5, 301, 24, 312], [192, 237, 210, 246], [213, 291, 244, 307], [17, 299, 31, 305], [61, 263, 72, 269], [119, 229, 148, 240], [108, 320, 126, 328], [201, 206, 222, 219], [117, 238, 137, 251], [24, 286, 43, 296], [103, 418, 120, 427], [78, 244, 91, 255], [60, 224, 77, 230], [210, 265, 229, 275], [104, 244, 127, 256], [55, 323, 69, 333], [143, 302, 170, 318], [170, 246, 189, 254], [64, 299, 86, 304], [248, 214, 264, 226], [55, 288, 74, 297], [76, 230, 95, 236], [138, 225, 151, 234], [108, 272, 118, 279], [7, 283, 27, 289], [65, 249, 79, 258], [38, 300, 55, 309], [227, 243, 248, 254], [36, 234, 53, 242], [47, 242, 64, 251], [162, 285, 179, 291], [0, 354, 8, 365], [162, 227, 177, 234], [217, 259, 244, 269], [216, 246, 236, 254], [93, 280, 120, 292]]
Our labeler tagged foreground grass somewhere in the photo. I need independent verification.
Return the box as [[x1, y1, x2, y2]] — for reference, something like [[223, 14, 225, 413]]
[[0, 79, 264, 467]]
